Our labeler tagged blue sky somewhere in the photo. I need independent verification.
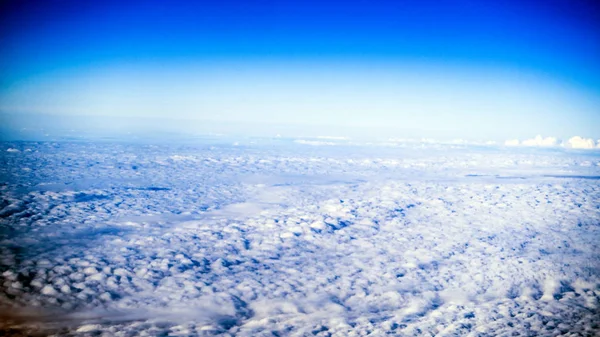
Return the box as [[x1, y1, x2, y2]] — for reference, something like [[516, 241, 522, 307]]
[[1, 0, 599, 140]]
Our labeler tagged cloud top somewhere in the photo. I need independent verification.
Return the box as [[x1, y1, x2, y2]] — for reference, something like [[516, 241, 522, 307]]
[[521, 135, 559, 147], [564, 136, 598, 149], [503, 135, 599, 150]]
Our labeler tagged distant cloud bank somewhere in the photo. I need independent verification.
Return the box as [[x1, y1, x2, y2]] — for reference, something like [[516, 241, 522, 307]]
[[293, 135, 600, 150], [521, 135, 559, 147], [564, 136, 598, 149], [504, 135, 600, 149], [294, 139, 337, 146]]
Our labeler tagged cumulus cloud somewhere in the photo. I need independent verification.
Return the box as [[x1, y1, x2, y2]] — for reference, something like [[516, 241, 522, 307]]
[[2, 141, 600, 336], [564, 136, 597, 149], [504, 135, 600, 150], [521, 135, 559, 147]]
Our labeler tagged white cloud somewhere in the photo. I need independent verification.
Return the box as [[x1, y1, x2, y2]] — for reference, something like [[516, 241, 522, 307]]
[[504, 135, 600, 150], [315, 136, 349, 140], [385, 138, 494, 147], [448, 139, 468, 144], [2, 141, 600, 335], [294, 139, 336, 146], [564, 136, 597, 149], [521, 135, 558, 147]]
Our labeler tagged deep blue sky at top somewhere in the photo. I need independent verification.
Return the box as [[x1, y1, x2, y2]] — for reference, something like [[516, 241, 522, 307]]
[[0, 0, 599, 139], [2, 0, 599, 84]]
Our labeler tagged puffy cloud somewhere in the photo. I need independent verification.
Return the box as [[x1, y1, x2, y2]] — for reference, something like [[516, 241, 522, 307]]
[[504, 135, 600, 150], [564, 136, 597, 149], [3, 141, 600, 335], [521, 135, 559, 147]]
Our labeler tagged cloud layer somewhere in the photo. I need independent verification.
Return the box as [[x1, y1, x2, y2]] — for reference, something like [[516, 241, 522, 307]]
[[1, 141, 599, 335], [504, 135, 600, 150]]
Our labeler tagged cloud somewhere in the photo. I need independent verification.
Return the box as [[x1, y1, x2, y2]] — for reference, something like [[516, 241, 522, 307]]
[[2, 141, 600, 335], [315, 136, 349, 140], [384, 138, 495, 147], [564, 136, 597, 149], [294, 139, 336, 146], [521, 135, 559, 147], [504, 135, 600, 150]]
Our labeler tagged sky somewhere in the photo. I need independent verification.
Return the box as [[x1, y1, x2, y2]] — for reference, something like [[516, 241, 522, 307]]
[[0, 0, 599, 140]]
